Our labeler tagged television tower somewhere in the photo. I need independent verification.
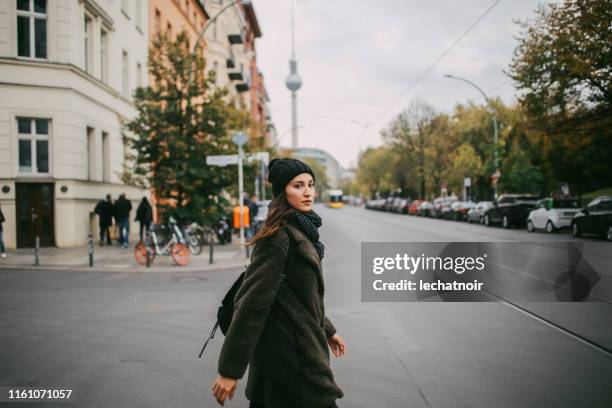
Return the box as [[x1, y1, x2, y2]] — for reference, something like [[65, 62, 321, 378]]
[[285, 0, 302, 149]]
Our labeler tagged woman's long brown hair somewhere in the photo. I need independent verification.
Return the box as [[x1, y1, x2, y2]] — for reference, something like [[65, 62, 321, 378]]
[[247, 192, 294, 246]]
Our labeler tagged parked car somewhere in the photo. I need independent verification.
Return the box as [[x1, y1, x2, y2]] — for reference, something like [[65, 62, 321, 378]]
[[417, 201, 434, 217], [383, 197, 396, 212], [483, 194, 539, 228], [467, 201, 493, 224], [527, 197, 580, 233], [432, 196, 458, 218], [408, 200, 423, 215], [571, 196, 612, 241], [448, 201, 476, 221]]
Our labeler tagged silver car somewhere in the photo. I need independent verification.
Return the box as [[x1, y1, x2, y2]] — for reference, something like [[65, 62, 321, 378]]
[[466, 201, 493, 224]]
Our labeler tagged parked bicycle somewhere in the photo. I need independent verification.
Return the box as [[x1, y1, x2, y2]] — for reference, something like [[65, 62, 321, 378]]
[[134, 217, 191, 266]]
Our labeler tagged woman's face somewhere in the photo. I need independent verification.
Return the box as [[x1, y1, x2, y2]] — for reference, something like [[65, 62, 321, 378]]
[[285, 173, 315, 212]]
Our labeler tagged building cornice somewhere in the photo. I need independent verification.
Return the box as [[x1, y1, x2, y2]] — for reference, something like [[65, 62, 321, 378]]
[[0, 58, 135, 119]]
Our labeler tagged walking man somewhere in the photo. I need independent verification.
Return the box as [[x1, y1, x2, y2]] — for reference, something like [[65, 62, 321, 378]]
[[114, 194, 133, 248], [135, 197, 153, 242], [94, 194, 114, 246]]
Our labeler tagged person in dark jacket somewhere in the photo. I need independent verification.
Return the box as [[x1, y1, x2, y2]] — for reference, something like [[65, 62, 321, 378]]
[[213, 158, 346, 408], [0, 203, 6, 257], [94, 194, 114, 246], [135, 197, 153, 242], [114, 193, 133, 248], [247, 194, 259, 236]]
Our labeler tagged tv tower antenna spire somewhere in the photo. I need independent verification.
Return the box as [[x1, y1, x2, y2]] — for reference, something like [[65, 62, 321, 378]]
[[285, 0, 302, 149]]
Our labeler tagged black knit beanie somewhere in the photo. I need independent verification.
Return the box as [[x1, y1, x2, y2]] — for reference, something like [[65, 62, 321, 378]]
[[268, 158, 316, 197]]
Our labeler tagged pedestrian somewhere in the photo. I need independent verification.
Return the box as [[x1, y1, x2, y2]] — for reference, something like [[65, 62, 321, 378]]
[[94, 194, 114, 246], [114, 193, 133, 248], [0, 202, 6, 258], [135, 197, 153, 242], [212, 158, 346, 408], [247, 194, 259, 235]]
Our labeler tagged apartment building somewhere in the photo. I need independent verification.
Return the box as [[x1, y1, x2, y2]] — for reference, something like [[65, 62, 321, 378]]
[[0, 0, 149, 248]]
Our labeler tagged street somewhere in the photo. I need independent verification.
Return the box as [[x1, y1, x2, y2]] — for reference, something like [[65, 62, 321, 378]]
[[1, 204, 611, 407]]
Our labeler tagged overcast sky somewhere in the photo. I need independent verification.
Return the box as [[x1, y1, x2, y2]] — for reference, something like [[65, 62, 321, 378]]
[[252, 0, 543, 169]]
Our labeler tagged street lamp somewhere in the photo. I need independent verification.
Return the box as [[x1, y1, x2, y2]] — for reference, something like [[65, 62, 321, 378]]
[[187, 0, 251, 84], [444, 74, 499, 198]]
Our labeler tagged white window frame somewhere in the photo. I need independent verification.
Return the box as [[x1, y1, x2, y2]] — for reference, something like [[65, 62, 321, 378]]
[[16, 117, 51, 176], [100, 28, 108, 83], [16, 0, 48, 60], [136, 61, 142, 88], [84, 13, 93, 73], [122, 50, 129, 97]]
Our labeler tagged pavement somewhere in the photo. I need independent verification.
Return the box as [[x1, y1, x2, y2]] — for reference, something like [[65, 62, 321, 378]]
[[0, 240, 250, 273], [1, 205, 611, 407]]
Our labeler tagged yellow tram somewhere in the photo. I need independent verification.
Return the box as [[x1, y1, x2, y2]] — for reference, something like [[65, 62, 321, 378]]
[[325, 189, 344, 209]]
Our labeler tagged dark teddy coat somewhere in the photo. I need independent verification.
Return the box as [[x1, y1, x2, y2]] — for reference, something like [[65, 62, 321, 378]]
[[217, 223, 344, 408]]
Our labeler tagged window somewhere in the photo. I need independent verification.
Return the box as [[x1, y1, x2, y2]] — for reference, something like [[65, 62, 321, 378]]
[[213, 61, 218, 85], [121, 0, 129, 16], [135, 0, 142, 30], [212, 21, 217, 42], [17, 117, 50, 174], [16, 0, 47, 58], [185, 0, 189, 14], [167, 22, 173, 38], [84, 14, 93, 73], [154, 9, 161, 33], [136, 62, 142, 87], [122, 50, 129, 97], [193, 12, 197, 25], [102, 132, 110, 182], [87, 127, 95, 180], [100, 29, 108, 82]]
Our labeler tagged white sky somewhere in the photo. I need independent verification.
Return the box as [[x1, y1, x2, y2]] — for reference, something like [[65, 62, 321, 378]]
[[252, 0, 543, 168]]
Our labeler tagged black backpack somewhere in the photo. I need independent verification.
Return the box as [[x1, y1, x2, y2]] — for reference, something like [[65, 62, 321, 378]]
[[198, 241, 290, 358]]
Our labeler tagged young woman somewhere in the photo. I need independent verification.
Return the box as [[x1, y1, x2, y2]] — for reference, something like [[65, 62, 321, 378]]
[[212, 158, 346, 408]]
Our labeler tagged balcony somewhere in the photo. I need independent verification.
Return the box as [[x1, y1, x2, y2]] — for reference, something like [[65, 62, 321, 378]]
[[227, 33, 244, 45], [228, 71, 243, 81], [235, 82, 250, 93]]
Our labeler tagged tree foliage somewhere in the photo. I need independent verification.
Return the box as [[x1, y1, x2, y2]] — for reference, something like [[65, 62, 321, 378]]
[[124, 31, 253, 224], [509, 0, 612, 193]]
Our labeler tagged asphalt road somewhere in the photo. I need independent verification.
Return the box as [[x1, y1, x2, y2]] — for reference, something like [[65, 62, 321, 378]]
[[0, 204, 610, 407]]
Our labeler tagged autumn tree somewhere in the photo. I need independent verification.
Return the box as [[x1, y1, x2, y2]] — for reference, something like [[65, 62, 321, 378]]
[[509, 0, 612, 194], [124, 31, 252, 224]]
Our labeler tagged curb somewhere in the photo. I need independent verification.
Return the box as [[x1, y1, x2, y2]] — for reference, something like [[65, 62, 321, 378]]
[[0, 259, 249, 273]]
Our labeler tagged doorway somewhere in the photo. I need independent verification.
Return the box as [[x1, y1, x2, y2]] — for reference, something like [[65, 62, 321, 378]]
[[16, 183, 55, 248]]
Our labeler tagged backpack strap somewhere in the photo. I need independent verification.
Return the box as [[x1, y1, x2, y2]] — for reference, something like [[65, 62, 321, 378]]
[[198, 229, 293, 358]]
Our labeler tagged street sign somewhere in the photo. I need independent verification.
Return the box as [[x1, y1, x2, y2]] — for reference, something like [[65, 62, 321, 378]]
[[247, 151, 270, 164], [464, 177, 471, 187], [232, 132, 248, 147], [206, 154, 238, 167]]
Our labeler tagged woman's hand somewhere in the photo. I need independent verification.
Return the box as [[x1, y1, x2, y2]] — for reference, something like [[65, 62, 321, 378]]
[[212, 375, 238, 406], [327, 333, 346, 358]]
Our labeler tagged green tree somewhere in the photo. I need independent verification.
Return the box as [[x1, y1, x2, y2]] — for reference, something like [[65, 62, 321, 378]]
[[509, 0, 612, 193], [124, 31, 249, 224]]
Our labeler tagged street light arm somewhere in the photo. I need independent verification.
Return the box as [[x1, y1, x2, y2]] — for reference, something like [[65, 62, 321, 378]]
[[193, 0, 245, 53], [444, 74, 491, 104]]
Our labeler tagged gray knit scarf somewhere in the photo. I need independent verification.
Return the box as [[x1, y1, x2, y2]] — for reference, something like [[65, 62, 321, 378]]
[[287, 210, 325, 260]]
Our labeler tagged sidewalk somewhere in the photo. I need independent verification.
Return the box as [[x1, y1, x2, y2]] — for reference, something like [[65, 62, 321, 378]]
[[0, 241, 250, 273]]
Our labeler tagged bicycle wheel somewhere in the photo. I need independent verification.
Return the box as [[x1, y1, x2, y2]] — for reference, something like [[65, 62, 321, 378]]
[[171, 242, 191, 266], [134, 241, 155, 266], [187, 235, 202, 255]]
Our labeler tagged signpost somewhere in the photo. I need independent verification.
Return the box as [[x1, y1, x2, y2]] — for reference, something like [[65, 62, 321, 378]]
[[207, 134, 269, 249], [206, 154, 238, 167]]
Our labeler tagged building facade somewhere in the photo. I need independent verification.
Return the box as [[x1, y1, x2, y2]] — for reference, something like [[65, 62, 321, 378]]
[[148, 0, 209, 48], [291, 147, 342, 189], [0, 0, 150, 248]]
